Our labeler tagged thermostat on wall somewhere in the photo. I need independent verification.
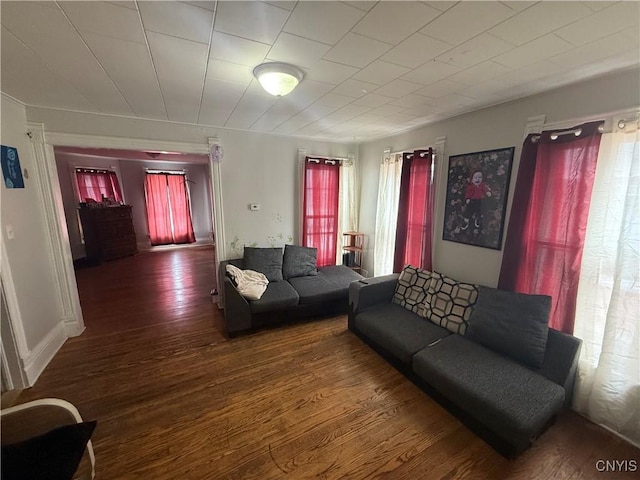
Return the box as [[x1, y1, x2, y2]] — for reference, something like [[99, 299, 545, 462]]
[[249, 204, 260, 211]]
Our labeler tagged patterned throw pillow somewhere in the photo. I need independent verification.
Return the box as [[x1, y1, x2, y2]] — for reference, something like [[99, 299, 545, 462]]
[[425, 272, 479, 334], [392, 265, 432, 316]]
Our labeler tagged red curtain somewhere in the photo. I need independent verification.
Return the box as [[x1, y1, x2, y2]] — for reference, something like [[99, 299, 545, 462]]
[[394, 148, 434, 272], [167, 174, 196, 244], [144, 173, 195, 246], [76, 169, 122, 203], [498, 121, 603, 333], [303, 159, 340, 267]]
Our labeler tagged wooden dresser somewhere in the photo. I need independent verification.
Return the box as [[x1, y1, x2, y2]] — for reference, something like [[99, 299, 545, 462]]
[[79, 205, 138, 262]]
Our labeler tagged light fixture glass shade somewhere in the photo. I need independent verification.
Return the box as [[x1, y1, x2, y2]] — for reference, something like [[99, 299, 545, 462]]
[[253, 62, 304, 97]]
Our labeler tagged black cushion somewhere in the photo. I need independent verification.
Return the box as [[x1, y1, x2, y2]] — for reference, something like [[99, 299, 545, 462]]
[[282, 245, 318, 279], [1, 420, 96, 480], [354, 303, 450, 365], [466, 286, 551, 370], [243, 247, 283, 282]]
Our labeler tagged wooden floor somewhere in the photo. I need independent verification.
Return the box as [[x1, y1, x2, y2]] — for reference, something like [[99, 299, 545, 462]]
[[18, 246, 639, 479]]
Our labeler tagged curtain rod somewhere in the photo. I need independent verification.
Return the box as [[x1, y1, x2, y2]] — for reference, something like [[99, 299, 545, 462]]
[[146, 169, 186, 174]]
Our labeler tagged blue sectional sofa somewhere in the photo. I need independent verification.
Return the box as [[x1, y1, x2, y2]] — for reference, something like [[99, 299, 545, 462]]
[[348, 271, 582, 457]]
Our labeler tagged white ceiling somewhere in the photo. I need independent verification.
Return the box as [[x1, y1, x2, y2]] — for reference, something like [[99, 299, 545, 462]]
[[2, 1, 639, 143]]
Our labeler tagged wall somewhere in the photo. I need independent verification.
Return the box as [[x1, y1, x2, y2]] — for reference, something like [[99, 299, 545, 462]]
[[0, 95, 65, 376], [358, 68, 640, 286], [25, 107, 356, 259], [55, 152, 213, 258]]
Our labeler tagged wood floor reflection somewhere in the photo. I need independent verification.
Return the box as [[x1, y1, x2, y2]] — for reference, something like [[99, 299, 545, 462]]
[[18, 246, 639, 479]]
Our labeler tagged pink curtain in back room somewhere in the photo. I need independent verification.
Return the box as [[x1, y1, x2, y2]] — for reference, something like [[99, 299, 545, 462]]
[[144, 173, 195, 246], [76, 169, 122, 203]]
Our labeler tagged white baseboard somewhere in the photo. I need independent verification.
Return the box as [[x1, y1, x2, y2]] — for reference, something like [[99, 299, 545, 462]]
[[22, 321, 67, 386]]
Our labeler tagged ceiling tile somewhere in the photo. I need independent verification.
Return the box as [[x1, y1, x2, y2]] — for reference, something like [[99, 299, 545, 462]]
[[389, 93, 433, 109], [1, 26, 96, 111], [330, 79, 379, 98], [303, 60, 358, 85], [210, 31, 269, 66], [353, 93, 395, 108], [1, 1, 133, 115], [489, 1, 593, 46], [251, 111, 295, 132], [351, 60, 410, 85], [422, 2, 458, 13], [492, 34, 574, 70], [107, 2, 137, 10], [323, 33, 393, 68], [415, 78, 468, 98], [581, 1, 617, 12], [313, 93, 355, 108], [343, 2, 377, 12], [401, 61, 461, 85], [215, 1, 290, 44], [59, 1, 144, 43], [352, 1, 441, 45], [146, 32, 208, 122], [198, 77, 246, 125], [276, 80, 335, 110], [548, 30, 640, 69], [447, 61, 514, 86], [263, 1, 297, 11], [225, 93, 278, 129], [436, 33, 513, 69], [81, 32, 167, 119], [266, 33, 332, 68], [184, 1, 216, 11], [555, 2, 640, 47], [421, 1, 516, 45], [283, 2, 365, 45], [381, 33, 453, 69], [139, 1, 213, 44], [206, 59, 254, 84], [499, 1, 537, 12], [373, 79, 424, 98]]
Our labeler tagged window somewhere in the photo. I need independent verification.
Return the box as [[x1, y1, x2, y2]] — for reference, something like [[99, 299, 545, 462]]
[[75, 168, 122, 203], [144, 172, 195, 246], [302, 158, 340, 267]]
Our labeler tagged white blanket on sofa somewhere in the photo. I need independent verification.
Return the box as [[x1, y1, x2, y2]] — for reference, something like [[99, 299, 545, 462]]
[[225, 264, 269, 300]]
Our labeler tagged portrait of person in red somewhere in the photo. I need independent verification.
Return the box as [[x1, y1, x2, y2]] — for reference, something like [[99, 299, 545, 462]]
[[463, 170, 492, 231]]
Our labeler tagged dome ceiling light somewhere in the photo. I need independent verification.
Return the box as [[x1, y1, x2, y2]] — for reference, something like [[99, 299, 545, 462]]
[[253, 62, 304, 97]]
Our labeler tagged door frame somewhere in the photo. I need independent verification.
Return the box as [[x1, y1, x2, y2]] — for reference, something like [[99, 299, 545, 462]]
[[28, 125, 226, 335]]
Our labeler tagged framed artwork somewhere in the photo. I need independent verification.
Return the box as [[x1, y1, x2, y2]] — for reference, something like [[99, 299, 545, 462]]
[[442, 146, 514, 250]]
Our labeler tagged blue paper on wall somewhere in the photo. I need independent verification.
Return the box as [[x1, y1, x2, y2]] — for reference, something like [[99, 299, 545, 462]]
[[1, 145, 25, 188]]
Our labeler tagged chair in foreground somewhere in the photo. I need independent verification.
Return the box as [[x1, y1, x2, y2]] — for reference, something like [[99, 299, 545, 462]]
[[1, 398, 96, 480]]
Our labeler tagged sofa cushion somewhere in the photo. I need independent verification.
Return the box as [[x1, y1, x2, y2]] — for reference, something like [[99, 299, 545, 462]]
[[392, 265, 432, 316], [354, 303, 450, 365], [466, 286, 550, 370], [425, 272, 479, 335], [289, 265, 362, 304], [412, 335, 564, 452], [282, 245, 318, 279], [243, 247, 283, 282], [248, 281, 299, 314]]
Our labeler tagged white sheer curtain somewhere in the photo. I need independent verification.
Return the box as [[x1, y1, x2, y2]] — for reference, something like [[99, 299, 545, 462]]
[[374, 152, 403, 276], [336, 159, 359, 265], [573, 119, 640, 446]]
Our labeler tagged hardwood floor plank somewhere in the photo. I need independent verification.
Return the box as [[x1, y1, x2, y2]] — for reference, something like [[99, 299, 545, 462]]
[[15, 245, 639, 479]]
